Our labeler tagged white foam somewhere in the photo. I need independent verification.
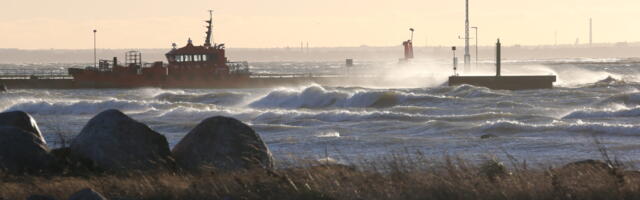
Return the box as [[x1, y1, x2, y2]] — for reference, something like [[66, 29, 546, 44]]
[[480, 120, 640, 136], [249, 85, 447, 109], [563, 107, 640, 119], [3, 98, 157, 115], [316, 130, 341, 138]]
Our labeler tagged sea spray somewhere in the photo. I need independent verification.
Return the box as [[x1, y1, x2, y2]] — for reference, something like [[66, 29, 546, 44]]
[[2, 61, 640, 163]]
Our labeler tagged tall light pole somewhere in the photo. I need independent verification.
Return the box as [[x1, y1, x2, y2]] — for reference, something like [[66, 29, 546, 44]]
[[93, 29, 97, 68], [463, 0, 471, 72], [471, 26, 478, 67]]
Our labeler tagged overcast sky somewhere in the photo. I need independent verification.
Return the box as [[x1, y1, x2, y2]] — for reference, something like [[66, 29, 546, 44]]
[[2, 0, 638, 49]]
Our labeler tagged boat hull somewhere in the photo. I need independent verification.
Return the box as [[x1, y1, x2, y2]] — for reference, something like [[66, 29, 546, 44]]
[[0, 76, 390, 89]]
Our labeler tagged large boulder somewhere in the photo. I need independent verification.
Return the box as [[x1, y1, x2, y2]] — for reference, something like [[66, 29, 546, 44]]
[[0, 111, 46, 145], [172, 116, 274, 171], [70, 109, 173, 171], [67, 188, 107, 200], [0, 126, 53, 173]]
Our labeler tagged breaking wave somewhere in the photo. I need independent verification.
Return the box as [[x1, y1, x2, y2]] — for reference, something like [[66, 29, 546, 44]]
[[563, 107, 640, 119], [155, 92, 246, 106], [447, 84, 506, 98], [4, 98, 157, 115], [596, 92, 640, 106], [249, 85, 448, 109], [479, 120, 640, 136]]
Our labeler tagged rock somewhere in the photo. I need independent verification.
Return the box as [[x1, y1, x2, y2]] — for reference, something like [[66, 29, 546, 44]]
[[27, 195, 57, 200], [0, 84, 6, 92], [0, 111, 46, 145], [0, 126, 53, 173], [70, 109, 173, 171], [67, 188, 107, 200], [172, 116, 274, 171], [480, 134, 497, 139]]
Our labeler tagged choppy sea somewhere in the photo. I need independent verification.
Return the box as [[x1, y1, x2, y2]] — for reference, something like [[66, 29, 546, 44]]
[[2, 59, 640, 166]]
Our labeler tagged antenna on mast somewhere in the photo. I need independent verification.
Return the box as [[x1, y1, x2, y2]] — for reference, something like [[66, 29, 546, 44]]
[[204, 10, 214, 47]]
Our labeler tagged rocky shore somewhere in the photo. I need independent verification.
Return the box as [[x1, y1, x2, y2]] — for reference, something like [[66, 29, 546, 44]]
[[1, 109, 275, 200], [2, 109, 640, 200]]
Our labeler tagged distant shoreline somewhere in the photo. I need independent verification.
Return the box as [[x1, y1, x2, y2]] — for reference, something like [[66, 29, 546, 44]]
[[2, 43, 640, 63]]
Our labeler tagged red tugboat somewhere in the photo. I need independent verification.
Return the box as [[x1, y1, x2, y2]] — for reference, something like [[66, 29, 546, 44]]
[[68, 11, 250, 88], [2, 16, 422, 89]]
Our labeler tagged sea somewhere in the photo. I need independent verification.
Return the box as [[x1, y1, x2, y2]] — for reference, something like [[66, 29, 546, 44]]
[[2, 59, 640, 166]]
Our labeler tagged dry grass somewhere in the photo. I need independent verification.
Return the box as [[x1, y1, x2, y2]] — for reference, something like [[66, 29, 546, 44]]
[[2, 154, 640, 200]]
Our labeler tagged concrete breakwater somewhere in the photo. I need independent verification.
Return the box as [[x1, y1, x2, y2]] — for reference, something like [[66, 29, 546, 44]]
[[0, 109, 274, 174]]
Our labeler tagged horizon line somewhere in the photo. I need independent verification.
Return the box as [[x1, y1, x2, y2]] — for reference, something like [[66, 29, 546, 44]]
[[3, 41, 640, 51]]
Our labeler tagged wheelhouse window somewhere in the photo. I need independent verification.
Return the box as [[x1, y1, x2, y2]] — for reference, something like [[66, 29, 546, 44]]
[[173, 54, 212, 63]]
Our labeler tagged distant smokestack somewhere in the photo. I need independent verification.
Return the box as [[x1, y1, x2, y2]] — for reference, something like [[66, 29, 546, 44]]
[[496, 39, 501, 77]]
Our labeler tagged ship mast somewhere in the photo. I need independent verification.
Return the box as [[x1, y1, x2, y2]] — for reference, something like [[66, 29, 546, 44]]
[[204, 10, 214, 47]]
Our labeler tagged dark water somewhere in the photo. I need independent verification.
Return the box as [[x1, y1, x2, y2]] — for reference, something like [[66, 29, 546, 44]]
[[2, 59, 640, 165]]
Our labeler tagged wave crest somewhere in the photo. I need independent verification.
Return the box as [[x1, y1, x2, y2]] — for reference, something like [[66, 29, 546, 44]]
[[155, 92, 246, 106], [563, 107, 640, 119], [249, 85, 446, 109], [5, 98, 155, 115], [596, 93, 640, 106], [480, 120, 640, 135]]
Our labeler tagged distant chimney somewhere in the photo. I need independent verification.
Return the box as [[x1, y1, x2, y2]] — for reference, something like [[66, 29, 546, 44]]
[[496, 39, 501, 77]]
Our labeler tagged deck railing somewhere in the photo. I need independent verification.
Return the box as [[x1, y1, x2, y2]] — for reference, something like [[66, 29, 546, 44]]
[[0, 68, 72, 79]]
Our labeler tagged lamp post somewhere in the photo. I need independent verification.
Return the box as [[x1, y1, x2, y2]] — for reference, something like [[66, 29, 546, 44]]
[[93, 29, 97, 68], [471, 26, 478, 67], [409, 28, 414, 42]]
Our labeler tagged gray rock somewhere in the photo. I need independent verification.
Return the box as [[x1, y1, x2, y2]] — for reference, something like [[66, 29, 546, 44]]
[[70, 109, 172, 171], [67, 188, 107, 200], [0, 126, 53, 173], [480, 134, 497, 139], [0, 111, 46, 145], [27, 195, 57, 200], [172, 116, 274, 171]]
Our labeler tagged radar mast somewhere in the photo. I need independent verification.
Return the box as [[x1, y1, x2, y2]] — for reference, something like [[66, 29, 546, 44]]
[[204, 10, 214, 47]]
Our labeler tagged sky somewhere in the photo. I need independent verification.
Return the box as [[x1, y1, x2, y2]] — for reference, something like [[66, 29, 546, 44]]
[[1, 0, 639, 49]]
